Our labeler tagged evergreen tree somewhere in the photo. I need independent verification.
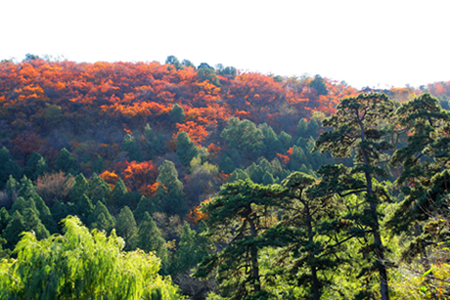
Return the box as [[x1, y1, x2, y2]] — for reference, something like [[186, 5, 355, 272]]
[[121, 133, 142, 162], [69, 173, 88, 203], [0, 207, 11, 233], [228, 168, 250, 183], [246, 162, 264, 184], [170, 103, 186, 124], [111, 177, 128, 204], [134, 195, 157, 223], [54, 148, 78, 175], [278, 131, 293, 153], [135, 212, 169, 274], [314, 93, 395, 300], [262, 171, 275, 185], [23, 151, 49, 181], [2, 211, 26, 249], [116, 206, 138, 251], [0, 147, 22, 189], [76, 194, 94, 224], [88, 173, 111, 205], [219, 154, 235, 174], [154, 160, 187, 216], [259, 123, 282, 159], [195, 180, 286, 299], [221, 117, 265, 158], [175, 131, 200, 167], [22, 207, 50, 240], [88, 202, 115, 233]]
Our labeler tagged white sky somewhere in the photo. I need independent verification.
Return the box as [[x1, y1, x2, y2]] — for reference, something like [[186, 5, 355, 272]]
[[1, 0, 449, 89]]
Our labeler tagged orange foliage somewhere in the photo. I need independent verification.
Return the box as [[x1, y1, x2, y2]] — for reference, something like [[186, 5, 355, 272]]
[[185, 198, 211, 225], [122, 160, 158, 194], [175, 121, 208, 147]]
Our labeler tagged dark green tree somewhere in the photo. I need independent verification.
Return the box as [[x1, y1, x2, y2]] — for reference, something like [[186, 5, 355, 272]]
[[54, 148, 78, 175], [88, 173, 111, 205], [92, 155, 105, 174], [116, 206, 138, 251], [23, 151, 49, 181], [154, 160, 187, 216], [135, 212, 169, 274], [76, 194, 94, 224], [1, 211, 27, 249], [0, 147, 22, 189], [121, 133, 142, 162], [310, 74, 328, 96], [87, 201, 115, 234], [259, 123, 282, 159], [175, 131, 200, 167], [111, 177, 128, 204], [195, 180, 286, 299], [314, 93, 395, 300], [170, 103, 186, 124], [165, 55, 184, 70], [228, 168, 250, 183], [388, 93, 450, 280], [69, 173, 88, 203]]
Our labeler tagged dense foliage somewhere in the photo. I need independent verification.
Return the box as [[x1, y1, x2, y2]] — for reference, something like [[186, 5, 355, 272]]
[[1, 55, 450, 299]]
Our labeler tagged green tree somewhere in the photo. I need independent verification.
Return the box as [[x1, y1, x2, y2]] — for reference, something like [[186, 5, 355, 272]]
[[54, 148, 78, 175], [314, 93, 395, 300], [259, 123, 282, 159], [170, 103, 186, 124], [195, 180, 285, 299], [221, 117, 265, 157], [0, 147, 22, 189], [135, 212, 170, 274], [111, 177, 128, 204], [88, 173, 111, 205], [87, 202, 115, 234], [121, 133, 142, 162], [69, 173, 88, 203], [1, 211, 27, 249], [116, 206, 138, 251], [0, 216, 182, 299], [176, 131, 200, 167], [388, 93, 450, 282], [23, 151, 49, 181], [76, 194, 94, 224], [310, 74, 328, 96], [92, 155, 105, 174], [154, 160, 187, 216]]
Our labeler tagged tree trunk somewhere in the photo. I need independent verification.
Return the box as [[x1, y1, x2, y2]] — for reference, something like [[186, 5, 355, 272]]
[[248, 217, 261, 293]]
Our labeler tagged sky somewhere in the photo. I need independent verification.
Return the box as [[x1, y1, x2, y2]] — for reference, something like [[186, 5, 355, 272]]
[[1, 0, 449, 89]]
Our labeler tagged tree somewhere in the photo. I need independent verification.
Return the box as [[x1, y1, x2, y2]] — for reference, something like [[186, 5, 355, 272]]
[[388, 93, 450, 288], [54, 148, 78, 175], [154, 160, 187, 216], [121, 133, 142, 162], [0, 216, 182, 299], [310, 74, 328, 96], [135, 212, 169, 274], [87, 201, 115, 234], [313, 93, 395, 300], [23, 151, 49, 181], [116, 206, 138, 251], [221, 117, 265, 158], [111, 177, 128, 203], [170, 103, 186, 124], [88, 173, 111, 205], [176, 131, 200, 167], [0, 147, 22, 189], [195, 180, 285, 299]]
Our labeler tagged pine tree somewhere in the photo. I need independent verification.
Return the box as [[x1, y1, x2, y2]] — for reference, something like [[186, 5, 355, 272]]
[[2, 211, 27, 249], [121, 133, 142, 162], [175, 131, 200, 167], [314, 93, 395, 300], [116, 206, 137, 251], [69, 173, 89, 203], [88, 202, 115, 234], [135, 212, 169, 274], [170, 103, 186, 124], [23, 151, 49, 181], [0, 147, 22, 189], [154, 160, 187, 216], [111, 177, 128, 204], [88, 173, 111, 205], [76, 194, 94, 224], [54, 148, 78, 175]]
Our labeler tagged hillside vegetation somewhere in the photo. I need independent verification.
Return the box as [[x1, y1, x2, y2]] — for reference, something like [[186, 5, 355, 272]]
[[1, 55, 450, 299]]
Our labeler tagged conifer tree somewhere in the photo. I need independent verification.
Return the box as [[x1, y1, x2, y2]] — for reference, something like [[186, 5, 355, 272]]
[[195, 180, 286, 299], [0, 147, 22, 189], [170, 103, 186, 124], [154, 160, 187, 216], [88, 202, 115, 234], [23, 151, 49, 180], [175, 131, 200, 167], [2, 211, 26, 249], [314, 93, 395, 300], [121, 133, 142, 162], [92, 155, 105, 174], [228, 168, 250, 183], [54, 148, 78, 175], [76, 194, 94, 224], [116, 206, 138, 251], [111, 177, 128, 203], [0, 207, 11, 233], [88, 173, 111, 205], [135, 212, 169, 274], [69, 173, 88, 203]]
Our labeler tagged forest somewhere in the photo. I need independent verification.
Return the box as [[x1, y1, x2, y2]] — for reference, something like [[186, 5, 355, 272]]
[[1, 54, 450, 299]]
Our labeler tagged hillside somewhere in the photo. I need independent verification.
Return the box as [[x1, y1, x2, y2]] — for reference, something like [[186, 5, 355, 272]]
[[1, 56, 450, 299]]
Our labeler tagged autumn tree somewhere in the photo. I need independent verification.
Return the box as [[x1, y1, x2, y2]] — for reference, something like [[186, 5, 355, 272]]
[[314, 93, 395, 300]]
